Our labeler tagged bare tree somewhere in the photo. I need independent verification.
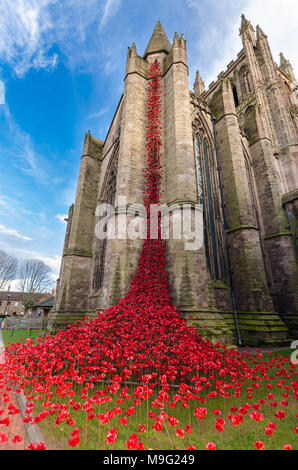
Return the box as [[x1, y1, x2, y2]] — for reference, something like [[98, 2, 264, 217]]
[[18, 259, 52, 314], [0, 250, 18, 291]]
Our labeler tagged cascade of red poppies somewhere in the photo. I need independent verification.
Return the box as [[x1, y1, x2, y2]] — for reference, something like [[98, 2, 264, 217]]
[[0, 61, 245, 384], [0, 61, 296, 452]]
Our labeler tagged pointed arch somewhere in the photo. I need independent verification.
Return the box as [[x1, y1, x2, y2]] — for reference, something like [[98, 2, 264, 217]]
[[192, 114, 226, 280], [92, 144, 119, 292]]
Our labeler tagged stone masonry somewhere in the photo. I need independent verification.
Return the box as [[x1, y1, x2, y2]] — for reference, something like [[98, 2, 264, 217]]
[[51, 17, 298, 346]]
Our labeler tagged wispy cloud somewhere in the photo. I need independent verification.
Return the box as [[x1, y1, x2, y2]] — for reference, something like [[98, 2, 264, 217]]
[[0, 0, 122, 77], [0, 105, 49, 184], [88, 107, 109, 119], [0, 224, 33, 241], [0, 0, 58, 77], [99, 0, 122, 31]]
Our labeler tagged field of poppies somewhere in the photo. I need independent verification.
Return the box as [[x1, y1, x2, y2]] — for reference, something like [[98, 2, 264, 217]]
[[0, 60, 296, 451]]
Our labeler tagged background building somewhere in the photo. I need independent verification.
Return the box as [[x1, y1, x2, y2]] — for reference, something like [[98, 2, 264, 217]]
[[51, 16, 298, 346], [0, 289, 51, 316]]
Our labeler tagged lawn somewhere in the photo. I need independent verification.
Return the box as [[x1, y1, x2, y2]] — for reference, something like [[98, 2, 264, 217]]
[[2, 332, 296, 450], [31, 349, 297, 451], [1, 329, 45, 347]]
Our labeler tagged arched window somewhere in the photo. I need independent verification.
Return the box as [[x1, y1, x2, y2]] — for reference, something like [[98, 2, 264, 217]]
[[92, 154, 118, 291], [195, 135, 220, 280], [239, 65, 252, 98], [232, 85, 239, 107]]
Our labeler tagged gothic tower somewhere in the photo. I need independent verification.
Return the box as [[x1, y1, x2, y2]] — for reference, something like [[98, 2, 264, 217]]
[[51, 17, 298, 346]]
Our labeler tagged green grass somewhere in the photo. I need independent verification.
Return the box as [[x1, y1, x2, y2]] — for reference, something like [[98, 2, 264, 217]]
[[1, 329, 45, 347], [32, 350, 297, 451], [262, 349, 293, 359]]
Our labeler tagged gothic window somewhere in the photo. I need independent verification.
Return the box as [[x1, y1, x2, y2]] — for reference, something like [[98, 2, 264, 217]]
[[244, 153, 258, 227], [93, 153, 118, 291], [232, 85, 239, 108], [239, 65, 251, 98], [195, 135, 220, 280]]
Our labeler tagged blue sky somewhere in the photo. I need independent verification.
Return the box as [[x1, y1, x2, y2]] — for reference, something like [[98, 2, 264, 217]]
[[0, 0, 297, 288]]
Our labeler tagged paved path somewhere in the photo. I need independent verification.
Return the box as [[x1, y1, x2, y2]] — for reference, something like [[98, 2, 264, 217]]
[[0, 324, 29, 450], [0, 324, 5, 364]]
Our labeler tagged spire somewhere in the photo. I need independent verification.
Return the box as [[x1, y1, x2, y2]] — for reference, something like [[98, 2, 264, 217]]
[[173, 31, 179, 47], [280, 52, 287, 66], [279, 52, 295, 81], [193, 70, 205, 95], [240, 13, 249, 33], [256, 24, 267, 39], [131, 42, 137, 57], [143, 20, 171, 59], [239, 14, 256, 45]]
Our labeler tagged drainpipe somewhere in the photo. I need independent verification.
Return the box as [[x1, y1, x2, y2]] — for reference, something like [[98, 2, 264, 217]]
[[211, 116, 242, 346], [284, 202, 298, 260]]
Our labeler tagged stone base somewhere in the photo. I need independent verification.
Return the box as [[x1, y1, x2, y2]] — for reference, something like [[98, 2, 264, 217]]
[[47, 310, 97, 332], [49, 308, 292, 348], [183, 309, 236, 347], [278, 312, 298, 339], [184, 309, 292, 347]]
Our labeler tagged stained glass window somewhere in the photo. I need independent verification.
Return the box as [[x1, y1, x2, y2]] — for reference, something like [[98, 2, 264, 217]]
[[195, 135, 220, 280]]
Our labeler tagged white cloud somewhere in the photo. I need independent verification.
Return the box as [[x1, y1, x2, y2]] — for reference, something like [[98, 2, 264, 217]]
[[0, 0, 122, 76], [0, 224, 33, 241], [55, 214, 68, 223], [88, 108, 109, 119], [99, 0, 121, 31], [0, 0, 57, 77]]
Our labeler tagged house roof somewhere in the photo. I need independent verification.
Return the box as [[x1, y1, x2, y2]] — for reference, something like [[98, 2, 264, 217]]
[[33, 296, 54, 308], [0, 291, 50, 303]]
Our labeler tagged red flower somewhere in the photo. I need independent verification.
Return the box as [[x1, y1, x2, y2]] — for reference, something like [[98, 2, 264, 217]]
[[152, 420, 163, 432], [126, 433, 139, 450], [168, 415, 179, 427], [0, 432, 8, 443], [275, 410, 286, 420], [283, 444, 293, 450], [231, 414, 243, 426], [26, 442, 47, 450], [138, 424, 147, 433], [106, 427, 118, 445], [254, 441, 265, 450], [194, 407, 207, 420], [250, 411, 264, 422], [176, 428, 185, 439], [0, 417, 9, 426], [206, 442, 216, 450], [185, 424, 192, 435]]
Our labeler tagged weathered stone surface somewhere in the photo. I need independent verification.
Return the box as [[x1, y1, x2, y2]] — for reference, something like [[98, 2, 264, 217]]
[[52, 18, 298, 346]]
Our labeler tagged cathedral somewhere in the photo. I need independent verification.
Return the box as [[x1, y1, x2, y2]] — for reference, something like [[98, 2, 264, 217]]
[[51, 15, 298, 347]]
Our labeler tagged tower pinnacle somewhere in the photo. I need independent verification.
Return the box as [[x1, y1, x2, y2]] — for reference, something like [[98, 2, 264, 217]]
[[143, 21, 171, 59], [193, 70, 205, 95]]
